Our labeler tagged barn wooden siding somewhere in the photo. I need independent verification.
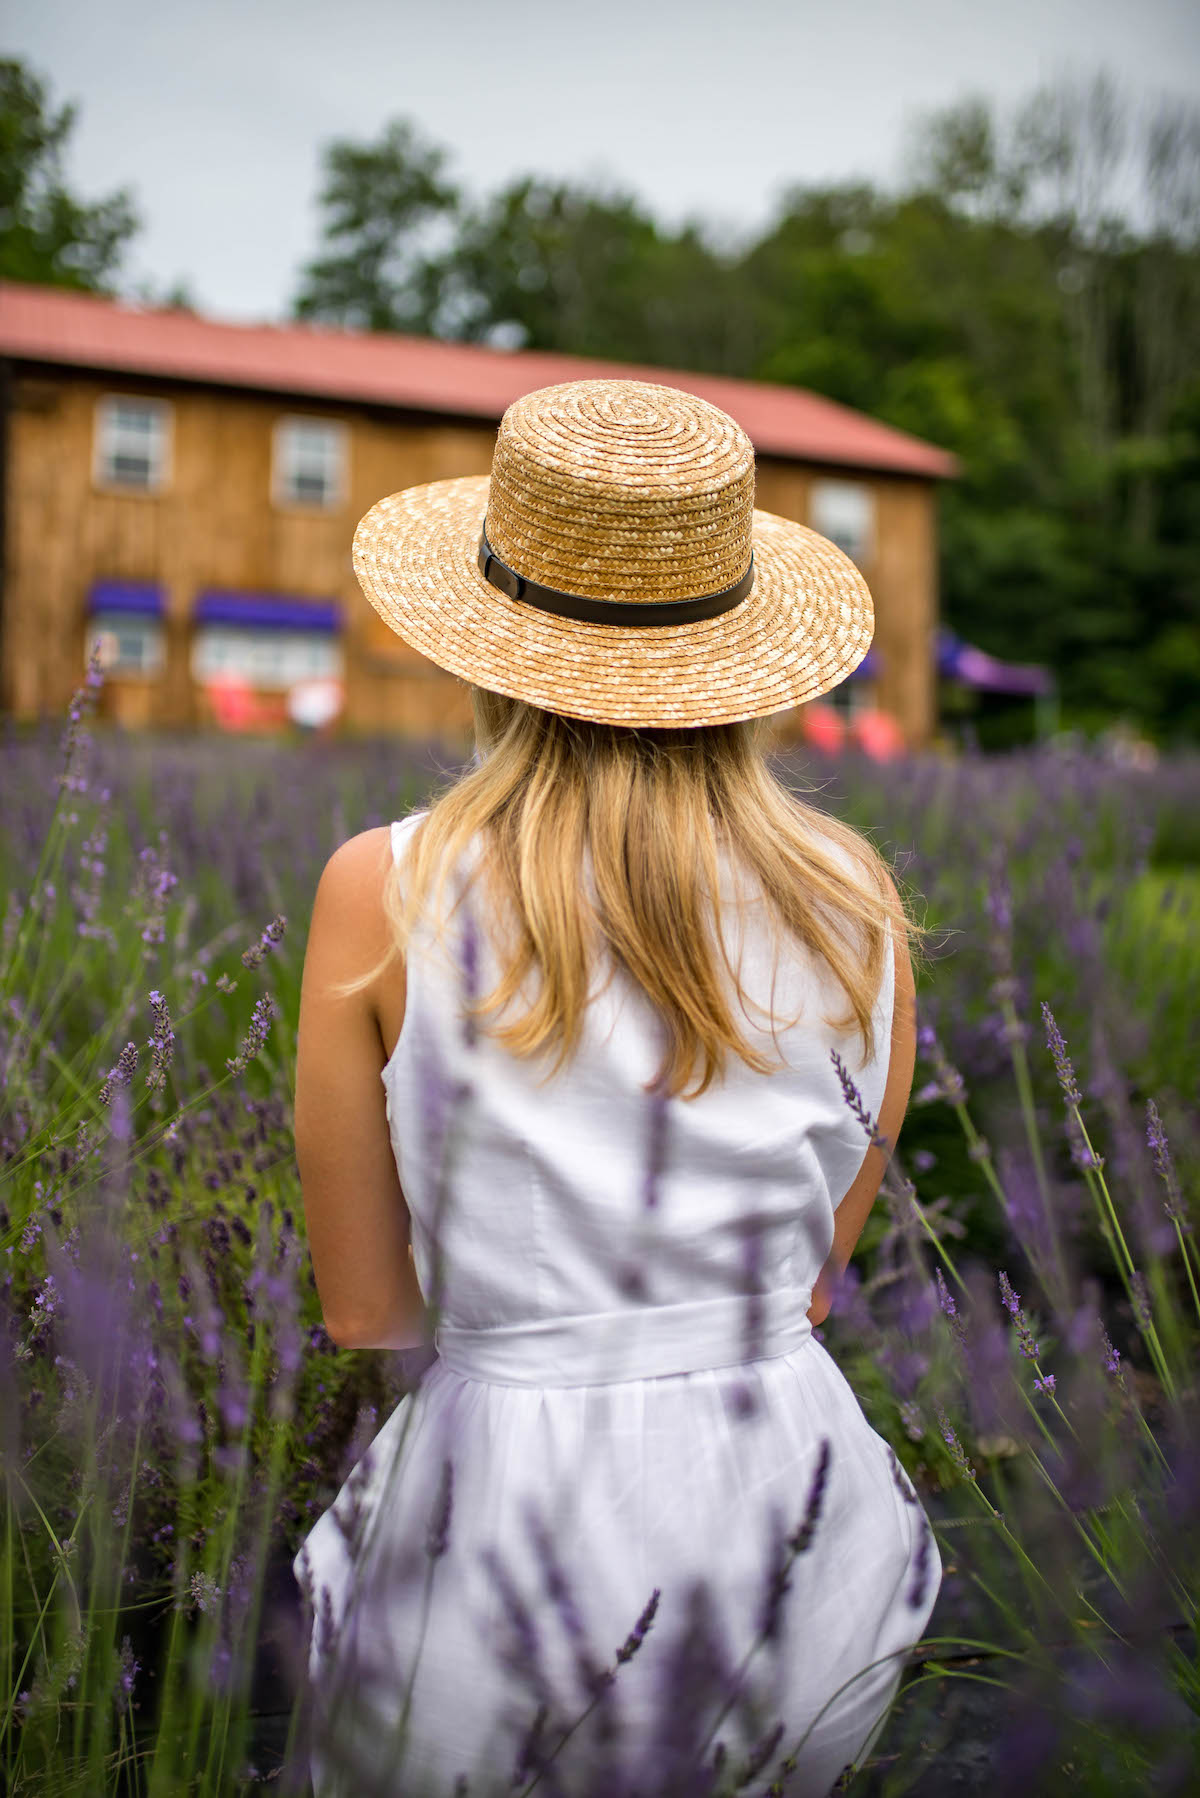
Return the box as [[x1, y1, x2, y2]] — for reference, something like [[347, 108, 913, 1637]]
[[3, 368, 938, 747]]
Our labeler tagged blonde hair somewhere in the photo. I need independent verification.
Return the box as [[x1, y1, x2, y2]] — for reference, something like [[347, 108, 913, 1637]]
[[355, 687, 930, 1100]]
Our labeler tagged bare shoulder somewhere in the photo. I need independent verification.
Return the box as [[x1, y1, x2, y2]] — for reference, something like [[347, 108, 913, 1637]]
[[317, 825, 394, 890], [308, 827, 396, 971]]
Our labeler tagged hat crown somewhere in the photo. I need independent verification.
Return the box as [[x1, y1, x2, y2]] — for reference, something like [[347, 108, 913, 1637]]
[[486, 380, 756, 604]]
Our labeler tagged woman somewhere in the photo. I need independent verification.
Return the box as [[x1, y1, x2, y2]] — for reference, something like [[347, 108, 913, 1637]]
[[293, 380, 942, 1797]]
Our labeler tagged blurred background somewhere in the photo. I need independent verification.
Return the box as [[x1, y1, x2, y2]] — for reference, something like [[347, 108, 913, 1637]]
[[1, 0, 1198, 759]]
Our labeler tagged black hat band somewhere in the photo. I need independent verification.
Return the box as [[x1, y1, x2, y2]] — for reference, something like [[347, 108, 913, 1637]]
[[477, 524, 754, 628]]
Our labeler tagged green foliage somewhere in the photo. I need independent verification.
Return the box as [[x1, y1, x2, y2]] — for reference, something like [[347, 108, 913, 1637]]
[[0, 60, 138, 293], [292, 119, 459, 332]]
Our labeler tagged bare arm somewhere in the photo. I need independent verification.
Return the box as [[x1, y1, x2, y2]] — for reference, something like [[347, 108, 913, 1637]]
[[294, 827, 428, 1350], [807, 877, 917, 1328]]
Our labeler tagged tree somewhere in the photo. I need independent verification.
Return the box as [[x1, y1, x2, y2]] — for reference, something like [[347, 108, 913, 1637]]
[[0, 59, 138, 291], [432, 176, 747, 371], [292, 120, 460, 333]]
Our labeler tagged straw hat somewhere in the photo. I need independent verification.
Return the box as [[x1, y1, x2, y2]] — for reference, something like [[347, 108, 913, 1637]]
[[352, 379, 874, 728]]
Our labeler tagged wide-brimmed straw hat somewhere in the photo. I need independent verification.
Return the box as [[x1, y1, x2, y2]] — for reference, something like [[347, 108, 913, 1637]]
[[352, 378, 875, 729]]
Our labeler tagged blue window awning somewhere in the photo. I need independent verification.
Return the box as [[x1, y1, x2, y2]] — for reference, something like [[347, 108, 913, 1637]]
[[87, 580, 166, 618], [193, 590, 342, 633]]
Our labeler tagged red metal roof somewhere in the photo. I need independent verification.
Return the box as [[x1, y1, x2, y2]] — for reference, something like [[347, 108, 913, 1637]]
[[0, 281, 961, 479]]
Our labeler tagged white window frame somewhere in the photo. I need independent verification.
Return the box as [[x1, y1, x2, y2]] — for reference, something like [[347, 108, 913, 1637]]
[[271, 416, 349, 510], [809, 479, 875, 567], [191, 626, 344, 691], [93, 395, 172, 492], [87, 612, 166, 678]]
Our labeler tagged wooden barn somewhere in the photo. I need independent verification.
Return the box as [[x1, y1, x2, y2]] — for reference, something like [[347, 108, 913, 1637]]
[[0, 281, 960, 747]]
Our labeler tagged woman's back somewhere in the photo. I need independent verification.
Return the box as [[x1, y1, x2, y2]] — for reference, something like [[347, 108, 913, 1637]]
[[387, 812, 896, 1379], [298, 812, 938, 1798]]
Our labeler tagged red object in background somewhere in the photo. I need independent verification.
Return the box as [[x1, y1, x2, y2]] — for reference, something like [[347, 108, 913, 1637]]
[[800, 702, 848, 753], [205, 674, 288, 733], [849, 706, 906, 761]]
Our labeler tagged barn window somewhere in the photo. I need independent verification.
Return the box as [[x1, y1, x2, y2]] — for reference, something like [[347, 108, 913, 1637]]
[[272, 417, 348, 508], [190, 592, 343, 689], [85, 581, 167, 676], [809, 479, 875, 566], [94, 397, 172, 491]]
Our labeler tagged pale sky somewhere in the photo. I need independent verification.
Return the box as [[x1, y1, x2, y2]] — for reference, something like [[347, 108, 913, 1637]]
[[7, 0, 1199, 322]]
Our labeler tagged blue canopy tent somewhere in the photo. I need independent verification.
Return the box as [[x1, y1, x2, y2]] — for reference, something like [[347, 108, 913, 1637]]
[[936, 628, 1058, 740]]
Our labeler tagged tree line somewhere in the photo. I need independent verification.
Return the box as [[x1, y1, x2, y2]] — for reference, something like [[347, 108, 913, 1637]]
[[3, 59, 1198, 744]]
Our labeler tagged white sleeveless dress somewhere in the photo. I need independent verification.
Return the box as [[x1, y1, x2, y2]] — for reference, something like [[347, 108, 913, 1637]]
[[295, 813, 942, 1798]]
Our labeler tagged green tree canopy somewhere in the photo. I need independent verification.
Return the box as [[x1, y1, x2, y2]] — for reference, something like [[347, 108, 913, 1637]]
[[0, 59, 138, 291], [292, 120, 459, 333]]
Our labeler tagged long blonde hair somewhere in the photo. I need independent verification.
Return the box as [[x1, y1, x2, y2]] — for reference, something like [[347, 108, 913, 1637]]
[[358, 686, 929, 1100]]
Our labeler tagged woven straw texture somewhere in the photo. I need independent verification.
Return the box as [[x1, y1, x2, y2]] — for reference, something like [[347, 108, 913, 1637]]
[[352, 379, 875, 728]]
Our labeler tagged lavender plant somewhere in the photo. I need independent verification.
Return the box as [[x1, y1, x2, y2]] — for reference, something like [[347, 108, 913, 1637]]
[[1, 678, 1197, 1795]]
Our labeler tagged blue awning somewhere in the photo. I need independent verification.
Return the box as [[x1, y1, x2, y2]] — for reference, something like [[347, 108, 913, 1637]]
[[87, 580, 165, 618], [193, 591, 342, 633]]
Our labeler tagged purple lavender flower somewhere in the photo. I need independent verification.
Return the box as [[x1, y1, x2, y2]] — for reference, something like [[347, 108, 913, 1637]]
[[998, 1270, 1041, 1361], [145, 992, 175, 1094], [757, 1508, 795, 1645], [57, 644, 104, 792], [830, 1049, 890, 1152], [1145, 1099, 1185, 1224], [935, 1267, 969, 1356], [907, 1512, 935, 1610], [886, 1443, 920, 1505], [935, 1267, 958, 1317], [899, 1399, 925, 1441], [733, 1720, 786, 1785], [189, 1571, 221, 1614], [997, 1270, 1020, 1315], [226, 994, 278, 1075], [934, 1402, 976, 1482], [99, 1040, 138, 1106], [615, 1587, 661, 1666], [73, 816, 114, 942], [241, 914, 288, 970], [1130, 1271, 1153, 1331], [30, 1272, 60, 1324], [914, 1023, 968, 1106], [789, 1436, 832, 1556], [115, 1635, 140, 1705], [1041, 1002, 1082, 1106], [1033, 1374, 1057, 1396], [130, 837, 178, 949], [1099, 1320, 1122, 1376]]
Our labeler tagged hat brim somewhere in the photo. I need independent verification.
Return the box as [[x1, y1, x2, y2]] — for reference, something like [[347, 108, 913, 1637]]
[[352, 475, 874, 729]]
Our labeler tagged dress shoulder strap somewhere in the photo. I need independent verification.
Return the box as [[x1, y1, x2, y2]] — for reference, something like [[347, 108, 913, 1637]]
[[389, 810, 428, 867]]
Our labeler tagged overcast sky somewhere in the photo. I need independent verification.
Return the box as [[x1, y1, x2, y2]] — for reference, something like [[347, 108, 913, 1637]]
[[8, 0, 1200, 322]]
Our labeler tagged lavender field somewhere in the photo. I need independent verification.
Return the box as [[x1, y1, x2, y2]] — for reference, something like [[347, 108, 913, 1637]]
[[1, 673, 1198, 1796]]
